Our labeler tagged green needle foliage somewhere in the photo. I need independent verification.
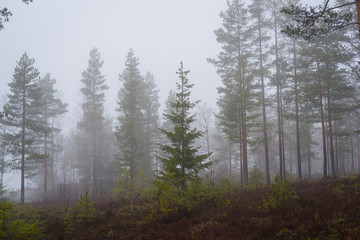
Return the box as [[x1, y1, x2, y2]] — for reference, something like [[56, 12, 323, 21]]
[[75, 191, 97, 223], [281, 2, 355, 40], [158, 62, 210, 192], [0, 201, 43, 240]]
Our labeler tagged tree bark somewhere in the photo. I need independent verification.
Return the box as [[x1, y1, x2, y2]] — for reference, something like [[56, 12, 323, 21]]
[[256, 5, 270, 185], [316, 44, 328, 181], [274, 16, 283, 180], [293, 39, 302, 180], [21, 89, 25, 205]]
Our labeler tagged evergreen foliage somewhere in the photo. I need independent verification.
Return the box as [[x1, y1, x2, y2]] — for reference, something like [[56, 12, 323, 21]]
[[209, 0, 261, 183], [37, 73, 68, 200], [281, 0, 356, 40], [75, 191, 97, 223], [158, 62, 210, 191], [2, 53, 42, 205], [116, 49, 145, 182], [78, 47, 108, 198]]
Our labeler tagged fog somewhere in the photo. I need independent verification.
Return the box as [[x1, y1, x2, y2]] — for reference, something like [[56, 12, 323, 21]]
[[0, 0, 319, 121], [1, 0, 322, 192]]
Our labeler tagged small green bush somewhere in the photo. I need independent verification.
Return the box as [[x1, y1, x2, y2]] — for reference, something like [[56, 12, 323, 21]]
[[75, 191, 97, 223], [0, 201, 43, 240], [260, 175, 298, 212]]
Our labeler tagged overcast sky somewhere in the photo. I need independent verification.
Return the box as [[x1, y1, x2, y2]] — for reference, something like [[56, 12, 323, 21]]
[[0, 0, 320, 128]]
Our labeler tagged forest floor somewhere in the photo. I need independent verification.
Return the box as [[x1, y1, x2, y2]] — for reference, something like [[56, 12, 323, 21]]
[[10, 176, 360, 240]]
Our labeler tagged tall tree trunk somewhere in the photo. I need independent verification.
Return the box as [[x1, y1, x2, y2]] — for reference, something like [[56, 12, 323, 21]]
[[288, 123, 293, 175], [256, 8, 270, 185], [239, 136, 243, 185], [147, 127, 151, 179], [280, 90, 286, 178], [357, 134, 360, 174], [44, 134, 48, 201], [92, 127, 97, 199], [0, 129, 5, 198], [350, 121, 355, 174], [316, 44, 328, 181], [274, 20, 283, 180], [325, 69, 336, 178], [21, 89, 26, 205], [335, 121, 339, 176], [242, 108, 248, 182], [293, 39, 302, 180], [50, 119, 56, 199], [44, 104, 48, 202], [308, 155, 311, 179], [229, 143, 232, 178]]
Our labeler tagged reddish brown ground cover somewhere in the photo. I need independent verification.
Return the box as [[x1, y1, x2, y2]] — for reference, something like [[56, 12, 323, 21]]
[[39, 177, 360, 240]]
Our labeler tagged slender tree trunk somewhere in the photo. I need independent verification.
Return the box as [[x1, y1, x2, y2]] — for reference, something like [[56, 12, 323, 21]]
[[335, 121, 339, 176], [21, 89, 26, 205], [239, 136, 243, 185], [229, 143, 232, 178], [44, 134, 48, 201], [293, 39, 302, 180], [0, 129, 5, 198], [308, 155, 311, 179], [242, 108, 248, 182], [256, 9, 270, 185], [92, 126, 97, 198], [43, 103, 48, 201], [358, 135, 360, 174], [316, 45, 327, 181], [50, 119, 55, 199], [147, 127, 151, 179], [280, 91, 286, 178], [288, 124, 293, 175], [325, 71, 336, 178], [350, 121, 355, 174], [241, 61, 248, 183], [273, 12, 284, 180]]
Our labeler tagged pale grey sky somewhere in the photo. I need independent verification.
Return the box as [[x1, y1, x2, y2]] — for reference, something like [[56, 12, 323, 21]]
[[0, 0, 227, 126], [0, 0, 320, 129]]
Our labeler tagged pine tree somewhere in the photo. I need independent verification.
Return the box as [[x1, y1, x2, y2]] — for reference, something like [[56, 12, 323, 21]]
[[209, 0, 260, 183], [78, 47, 108, 198], [37, 73, 68, 200], [266, 0, 289, 180], [159, 62, 209, 191], [249, 0, 271, 184], [2, 53, 41, 205]]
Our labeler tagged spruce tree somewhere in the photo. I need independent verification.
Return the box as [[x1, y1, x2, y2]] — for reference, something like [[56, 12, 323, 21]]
[[2, 53, 41, 205], [142, 72, 160, 179], [158, 62, 209, 191], [115, 49, 145, 208], [78, 47, 108, 198]]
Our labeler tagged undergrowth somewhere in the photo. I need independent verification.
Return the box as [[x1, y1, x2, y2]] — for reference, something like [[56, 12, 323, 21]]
[[7, 176, 360, 239]]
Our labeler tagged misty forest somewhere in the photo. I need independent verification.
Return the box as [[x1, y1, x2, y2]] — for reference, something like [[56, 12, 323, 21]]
[[1, 0, 360, 239]]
